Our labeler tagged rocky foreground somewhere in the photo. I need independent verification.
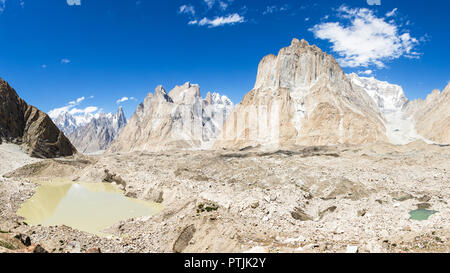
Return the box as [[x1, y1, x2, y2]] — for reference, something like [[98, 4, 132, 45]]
[[1, 141, 449, 253]]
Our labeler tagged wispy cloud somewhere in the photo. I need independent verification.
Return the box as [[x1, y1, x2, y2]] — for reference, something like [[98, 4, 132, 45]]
[[386, 8, 398, 17], [202, 0, 234, 10], [116, 96, 137, 104], [189, 13, 244, 28], [61, 58, 71, 64], [49, 96, 92, 118], [69, 96, 85, 105], [358, 69, 373, 75], [68, 106, 98, 116], [367, 0, 381, 5], [66, 0, 81, 6], [218, 1, 230, 11], [179, 4, 195, 17], [180, 1, 241, 27], [263, 5, 289, 15], [204, 0, 215, 9], [0, 0, 5, 13], [48, 95, 99, 120], [310, 6, 420, 68]]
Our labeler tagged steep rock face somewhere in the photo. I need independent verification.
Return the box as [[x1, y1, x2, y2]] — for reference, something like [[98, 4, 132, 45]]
[[108, 83, 233, 152], [348, 74, 409, 114], [406, 84, 450, 144], [0, 78, 76, 158], [67, 107, 127, 153], [348, 74, 426, 145], [52, 112, 79, 135], [214, 39, 387, 150]]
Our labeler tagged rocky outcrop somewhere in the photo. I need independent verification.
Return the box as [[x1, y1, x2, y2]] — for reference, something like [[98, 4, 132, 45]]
[[214, 39, 387, 150], [0, 78, 76, 158], [108, 82, 233, 153], [406, 84, 450, 144], [67, 107, 127, 153]]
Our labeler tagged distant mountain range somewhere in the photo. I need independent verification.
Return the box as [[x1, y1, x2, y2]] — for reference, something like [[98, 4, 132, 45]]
[[55, 39, 449, 153], [51, 108, 127, 153], [2, 38, 448, 157]]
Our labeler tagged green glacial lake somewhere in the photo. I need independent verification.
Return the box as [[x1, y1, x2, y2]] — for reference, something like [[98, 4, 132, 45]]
[[409, 209, 438, 221], [17, 181, 163, 236]]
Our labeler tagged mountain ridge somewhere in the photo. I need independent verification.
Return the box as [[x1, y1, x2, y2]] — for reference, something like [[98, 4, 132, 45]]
[[108, 83, 234, 153], [0, 78, 76, 158], [51, 107, 127, 153]]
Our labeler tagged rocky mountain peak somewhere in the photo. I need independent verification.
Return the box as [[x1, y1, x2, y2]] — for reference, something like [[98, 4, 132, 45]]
[[214, 38, 387, 149], [0, 77, 76, 158], [108, 83, 234, 152], [154, 85, 172, 102], [205, 92, 213, 104], [168, 82, 201, 104], [444, 83, 450, 94], [254, 37, 344, 92]]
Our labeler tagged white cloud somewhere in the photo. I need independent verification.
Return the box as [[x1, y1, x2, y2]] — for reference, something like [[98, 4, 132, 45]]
[[263, 5, 288, 15], [263, 6, 277, 15], [204, 0, 215, 9], [310, 6, 420, 68], [386, 8, 397, 17], [0, 0, 27, 12], [61, 58, 71, 64], [179, 5, 195, 17], [219, 1, 229, 11], [203, 0, 233, 11], [69, 106, 98, 116], [367, 0, 381, 5], [189, 13, 244, 28], [69, 96, 85, 105], [41, 64, 47, 69], [48, 96, 97, 119], [66, 0, 81, 6], [116, 96, 137, 104], [358, 69, 373, 75]]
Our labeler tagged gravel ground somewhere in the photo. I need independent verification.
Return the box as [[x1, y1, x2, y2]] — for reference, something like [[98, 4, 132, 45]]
[[1, 141, 449, 253]]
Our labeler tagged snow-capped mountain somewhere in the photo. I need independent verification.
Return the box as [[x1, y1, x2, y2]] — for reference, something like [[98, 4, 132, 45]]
[[67, 107, 127, 153], [348, 73, 442, 145], [51, 111, 99, 136], [51, 107, 127, 153], [348, 73, 408, 114]]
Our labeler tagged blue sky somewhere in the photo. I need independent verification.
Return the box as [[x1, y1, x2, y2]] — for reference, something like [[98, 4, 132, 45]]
[[0, 0, 448, 119]]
